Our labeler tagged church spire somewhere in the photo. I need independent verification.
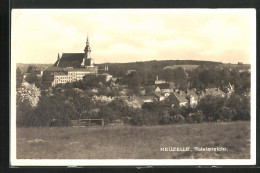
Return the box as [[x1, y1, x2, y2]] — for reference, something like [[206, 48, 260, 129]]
[[84, 36, 92, 66], [86, 35, 89, 46]]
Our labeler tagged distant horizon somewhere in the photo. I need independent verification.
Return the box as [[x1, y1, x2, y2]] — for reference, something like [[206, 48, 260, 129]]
[[16, 59, 251, 66]]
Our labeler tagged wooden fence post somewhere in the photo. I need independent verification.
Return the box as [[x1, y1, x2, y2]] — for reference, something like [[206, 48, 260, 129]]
[[102, 118, 104, 126]]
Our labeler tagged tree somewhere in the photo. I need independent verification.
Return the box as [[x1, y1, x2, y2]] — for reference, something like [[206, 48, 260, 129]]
[[27, 65, 36, 73], [144, 86, 155, 96], [16, 94, 34, 127], [25, 73, 42, 88], [16, 67, 23, 89], [66, 93, 95, 125], [16, 82, 41, 127], [160, 68, 189, 90], [97, 99, 132, 123], [17, 82, 41, 107], [32, 95, 73, 126], [227, 93, 250, 120], [199, 69, 222, 88], [198, 95, 227, 121], [127, 71, 141, 93]]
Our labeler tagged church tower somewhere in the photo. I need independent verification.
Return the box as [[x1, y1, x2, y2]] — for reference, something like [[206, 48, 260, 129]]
[[84, 36, 92, 66], [57, 53, 60, 60]]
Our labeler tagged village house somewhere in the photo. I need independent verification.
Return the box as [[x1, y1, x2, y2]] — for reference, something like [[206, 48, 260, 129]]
[[154, 86, 161, 93], [98, 73, 113, 82], [186, 89, 199, 108], [154, 93, 165, 101], [161, 89, 174, 97], [140, 96, 155, 103], [126, 70, 137, 75], [165, 91, 188, 108], [154, 75, 167, 85], [239, 69, 251, 73], [202, 88, 227, 98]]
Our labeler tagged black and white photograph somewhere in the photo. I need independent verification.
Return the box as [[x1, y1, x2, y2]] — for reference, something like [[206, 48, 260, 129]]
[[10, 9, 256, 166]]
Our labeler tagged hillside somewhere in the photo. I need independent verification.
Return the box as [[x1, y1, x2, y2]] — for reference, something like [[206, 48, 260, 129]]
[[97, 60, 222, 77]]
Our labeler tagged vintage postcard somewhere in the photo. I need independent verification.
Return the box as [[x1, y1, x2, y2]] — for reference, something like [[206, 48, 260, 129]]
[[10, 9, 256, 166]]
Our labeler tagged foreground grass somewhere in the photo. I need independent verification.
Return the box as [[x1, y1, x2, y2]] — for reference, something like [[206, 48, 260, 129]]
[[17, 121, 250, 159]]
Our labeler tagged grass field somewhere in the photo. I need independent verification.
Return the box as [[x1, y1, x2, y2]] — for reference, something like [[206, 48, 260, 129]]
[[17, 121, 250, 159]]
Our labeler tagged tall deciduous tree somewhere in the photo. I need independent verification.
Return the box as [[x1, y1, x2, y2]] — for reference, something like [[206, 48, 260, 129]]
[[66, 93, 95, 125], [227, 93, 250, 120], [16, 67, 23, 89], [198, 95, 227, 121], [16, 82, 41, 127]]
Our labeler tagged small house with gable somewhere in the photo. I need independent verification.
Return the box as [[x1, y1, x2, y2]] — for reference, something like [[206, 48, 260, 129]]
[[186, 89, 199, 107], [164, 91, 188, 108]]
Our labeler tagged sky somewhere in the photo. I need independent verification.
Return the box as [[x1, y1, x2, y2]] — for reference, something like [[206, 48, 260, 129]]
[[12, 9, 255, 64]]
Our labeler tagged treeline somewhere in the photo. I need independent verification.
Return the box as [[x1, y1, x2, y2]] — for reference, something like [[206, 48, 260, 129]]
[[98, 60, 221, 77], [112, 66, 250, 95], [97, 60, 250, 95], [17, 88, 250, 127]]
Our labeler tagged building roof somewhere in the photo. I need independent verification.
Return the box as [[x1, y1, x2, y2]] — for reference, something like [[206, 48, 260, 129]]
[[204, 88, 226, 97], [99, 73, 112, 76], [154, 93, 164, 98], [140, 96, 155, 101], [173, 92, 188, 103], [116, 96, 130, 101], [55, 53, 85, 67], [127, 70, 136, 74], [53, 71, 68, 76], [156, 83, 170, 89], [161, 89, 174, 93], [67, 66, 97, 72], [187, 89, 198, 99], [44, 66, 66, 72]]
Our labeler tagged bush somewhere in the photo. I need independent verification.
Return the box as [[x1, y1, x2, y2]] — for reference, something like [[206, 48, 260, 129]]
[[25, 74, 42, 88], [172, 114, 185, 123], [16, 98, 34, 127], [187, 112, 205, 123], [227, 94, 250, 121], [129, 110, 161, 126], [219, 107, 236, 122], [16, 67, 23, 89], [159, 116, 174, 125], [198, 95, 227, 121]]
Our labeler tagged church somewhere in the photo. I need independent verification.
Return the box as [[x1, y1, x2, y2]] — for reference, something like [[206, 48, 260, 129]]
[[42, 37, 99, 87]]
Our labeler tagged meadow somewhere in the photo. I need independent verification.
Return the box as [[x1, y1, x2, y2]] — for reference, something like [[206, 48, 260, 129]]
[[17, 121, 250, 159]]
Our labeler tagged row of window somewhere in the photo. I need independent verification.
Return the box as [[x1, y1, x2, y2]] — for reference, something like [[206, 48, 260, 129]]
[[68, 72, 90, 76]]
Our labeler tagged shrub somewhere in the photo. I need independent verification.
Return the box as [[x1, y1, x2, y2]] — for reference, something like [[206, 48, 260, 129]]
[[16, 67, 23, 89], [159, 116, 174, 125], [187, 112, 205, 123], [129, 110, 161, 126], [219, 107, 236, 122], [198, 95, 227, 121], [172, 114, 185, 123]]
